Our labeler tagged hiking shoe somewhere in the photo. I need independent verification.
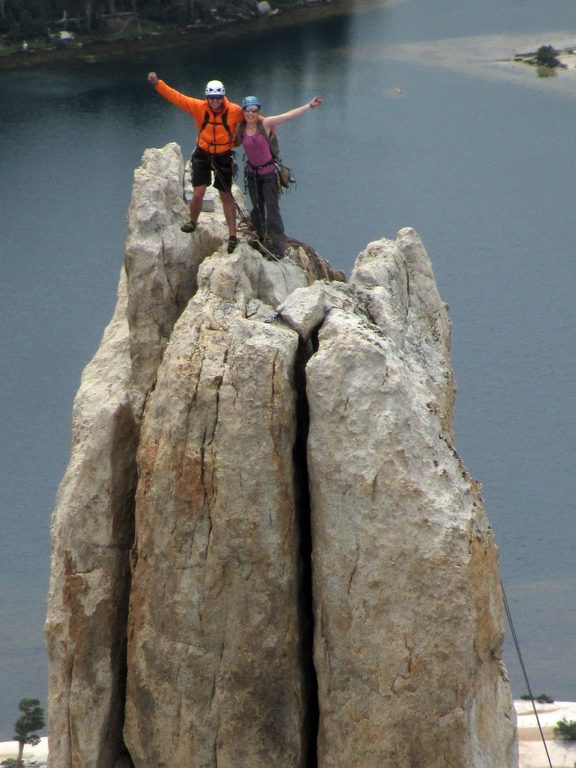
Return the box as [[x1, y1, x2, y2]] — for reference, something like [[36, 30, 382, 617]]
[[227, 235, 238, 254], [181, 221, 197, 233]]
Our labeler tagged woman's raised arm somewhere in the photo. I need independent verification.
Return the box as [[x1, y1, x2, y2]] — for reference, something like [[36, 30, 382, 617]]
[[263, 96, 322, 128]]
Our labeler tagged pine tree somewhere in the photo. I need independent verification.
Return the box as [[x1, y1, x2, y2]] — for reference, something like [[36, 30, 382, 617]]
[[13, 698, 45, 768]]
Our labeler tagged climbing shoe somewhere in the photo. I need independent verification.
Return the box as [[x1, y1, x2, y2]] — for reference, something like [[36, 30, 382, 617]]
[[249, 239, 266, 254], [227, 235, 238, 254], [181, 221, 197, 233]]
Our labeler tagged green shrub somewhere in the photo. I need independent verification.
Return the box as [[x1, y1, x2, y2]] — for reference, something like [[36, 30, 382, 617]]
[[520, 692, 554, 703], [536, 45, 561, 68], [554, 718, 576, 740]]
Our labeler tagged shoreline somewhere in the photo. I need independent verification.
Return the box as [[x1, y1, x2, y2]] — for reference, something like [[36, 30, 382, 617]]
[[4, 3, 572, 78], [0, 0, 382, 72]]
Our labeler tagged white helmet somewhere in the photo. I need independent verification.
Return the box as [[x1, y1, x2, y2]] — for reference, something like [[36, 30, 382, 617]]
[[205, 80, 225, 97]]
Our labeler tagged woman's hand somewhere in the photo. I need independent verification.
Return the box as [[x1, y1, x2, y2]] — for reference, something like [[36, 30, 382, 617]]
[[309, 96, 323, 109], [148, 72, 159, 86]]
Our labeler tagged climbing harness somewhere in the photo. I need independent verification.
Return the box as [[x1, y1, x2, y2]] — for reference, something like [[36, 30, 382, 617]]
[[501, 580, 553, 768], [236, 120, 296, 194]]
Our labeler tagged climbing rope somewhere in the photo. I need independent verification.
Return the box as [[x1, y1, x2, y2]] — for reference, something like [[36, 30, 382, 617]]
[[183, 154, 282, 263], [501, 580, 553, 768]]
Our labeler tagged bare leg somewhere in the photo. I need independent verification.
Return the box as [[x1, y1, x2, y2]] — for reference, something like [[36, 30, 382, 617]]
[[219, 190, 237, 237], [189, 185, 207, 224]]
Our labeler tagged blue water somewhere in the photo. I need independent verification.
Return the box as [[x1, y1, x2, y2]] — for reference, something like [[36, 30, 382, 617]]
[[1, 0, 576, 739]]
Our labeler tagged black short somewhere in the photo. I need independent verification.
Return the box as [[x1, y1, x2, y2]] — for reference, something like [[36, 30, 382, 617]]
[[191, 148, 234, 192]]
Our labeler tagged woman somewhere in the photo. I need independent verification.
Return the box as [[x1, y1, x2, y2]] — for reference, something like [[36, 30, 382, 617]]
[[236, 94, 322, 258]]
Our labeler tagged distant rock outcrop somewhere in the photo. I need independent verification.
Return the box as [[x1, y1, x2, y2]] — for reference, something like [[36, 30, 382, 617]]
[[45, 143, 517, 768]]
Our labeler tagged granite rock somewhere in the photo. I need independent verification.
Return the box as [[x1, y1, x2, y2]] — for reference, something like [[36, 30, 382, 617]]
[[46, 144, 517, 768]]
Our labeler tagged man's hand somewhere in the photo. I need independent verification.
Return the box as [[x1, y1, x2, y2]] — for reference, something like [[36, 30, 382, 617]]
[[309, 96, 323, 109], [148, 72, 159, 86]]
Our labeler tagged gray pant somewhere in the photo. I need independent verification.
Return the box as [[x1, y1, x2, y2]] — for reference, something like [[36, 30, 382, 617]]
[[247, 171, 286, 256]]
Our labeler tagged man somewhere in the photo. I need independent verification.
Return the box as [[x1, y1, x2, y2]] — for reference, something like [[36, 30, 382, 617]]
[[147, 73, 243, 253]]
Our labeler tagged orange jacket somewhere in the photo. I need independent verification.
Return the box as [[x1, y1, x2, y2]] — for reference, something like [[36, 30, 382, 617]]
[[155, 80, 244, 154]]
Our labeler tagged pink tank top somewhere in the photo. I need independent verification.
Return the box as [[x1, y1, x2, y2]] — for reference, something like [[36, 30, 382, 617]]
[[242, 130, 274, 175]]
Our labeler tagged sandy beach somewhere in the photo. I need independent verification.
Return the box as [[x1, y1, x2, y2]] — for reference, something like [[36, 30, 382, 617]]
[[0, 735, 48, 765], [1, 703, 576, 766], [516, 700, 576, 768]]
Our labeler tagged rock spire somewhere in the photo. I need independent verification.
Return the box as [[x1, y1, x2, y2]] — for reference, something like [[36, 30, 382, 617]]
[[45, 143, 517, 768]]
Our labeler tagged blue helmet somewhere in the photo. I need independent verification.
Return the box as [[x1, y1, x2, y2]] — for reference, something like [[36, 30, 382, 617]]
[[242, 95, 261, 109]]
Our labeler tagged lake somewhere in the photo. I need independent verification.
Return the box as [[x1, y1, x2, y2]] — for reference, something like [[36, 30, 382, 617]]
[[1, 0, 575, 739]]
